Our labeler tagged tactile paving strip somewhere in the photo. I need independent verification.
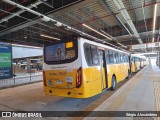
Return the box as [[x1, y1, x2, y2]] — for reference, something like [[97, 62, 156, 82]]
[[154, 80, 160, 120]]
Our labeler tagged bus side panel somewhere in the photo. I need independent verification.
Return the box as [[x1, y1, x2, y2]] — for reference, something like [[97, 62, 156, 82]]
[[90, 67, 103, 94], [107, 65, 115, 88], [124, 63, 130, 78], [131, 63, 136, 73], [118, 64, 124, 82], [82, 67, 102, 98], [80, 39, 102, 98], [136, 62, 140, 70], [114, 64, 122, 83], [107, 64, 125, 88]]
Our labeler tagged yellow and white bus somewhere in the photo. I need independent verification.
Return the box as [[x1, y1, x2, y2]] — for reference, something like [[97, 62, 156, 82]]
[[140, 57, 147, 67], [130, 55, 147, 73], [131, 55, 140, 73], [43, 37, 130, 98]]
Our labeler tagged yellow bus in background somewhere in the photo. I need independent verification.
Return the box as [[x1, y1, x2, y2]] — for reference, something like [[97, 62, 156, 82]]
[[43, 37, 130, 98], [131, 56, 140, 73], [140, 57, 147, 67], [131, 55, 147, 73]]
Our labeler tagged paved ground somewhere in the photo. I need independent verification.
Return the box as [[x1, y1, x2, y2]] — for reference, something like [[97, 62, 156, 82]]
[[0, 82, 105, 111], [0, 78, 109, 120], [84, 65, 160, 120]]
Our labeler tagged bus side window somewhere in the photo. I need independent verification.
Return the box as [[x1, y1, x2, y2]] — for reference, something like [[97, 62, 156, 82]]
[[116, 52, 119, 63], [113, 51, 116, 63], [84, 45, 92, 65], [123, 54, 126, 62], [120, 53, 124, 62], [109, 50, 114, 63], [91, 46, 99, 65], [124, 54, 127, 62], [125, 55, 128, 62], [114, 52, 118, 63], [120, 54, 122, 62], [127, 55, 129, 62], [105, 50, 110, 64], [122, 54, 125, 62], [119, 54, 121, 62], [98, 50, 103, 59], [121, 54, 123, 62], [131, 57, 134, 62]]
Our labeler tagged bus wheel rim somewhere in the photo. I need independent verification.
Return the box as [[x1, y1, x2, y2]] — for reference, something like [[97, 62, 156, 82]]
[[113, 77, 116, 88]]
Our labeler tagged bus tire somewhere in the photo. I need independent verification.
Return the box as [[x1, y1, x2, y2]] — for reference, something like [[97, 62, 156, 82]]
[[111, 75, 116, 90]]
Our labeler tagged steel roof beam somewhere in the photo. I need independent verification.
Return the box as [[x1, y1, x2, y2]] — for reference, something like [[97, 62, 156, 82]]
[[82, 7, 109, 29], [67, 12, 82, 22], [140, 0, 149, 42], [114, 30, 159, 42], [0, 24, 7, 28], [0, 1, 42, 24], [113, 0, 143, 44], [2, 0, 127, 50], [0, 20, 40, 36], [0, 0, 113, 48], [99, 0, 124, 29]]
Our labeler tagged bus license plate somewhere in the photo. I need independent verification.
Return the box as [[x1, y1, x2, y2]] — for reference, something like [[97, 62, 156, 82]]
[[55, 80, 63, 84], [66, 77, 73, 82]]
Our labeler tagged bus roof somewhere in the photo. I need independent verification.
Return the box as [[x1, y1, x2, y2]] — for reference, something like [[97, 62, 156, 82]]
[[79, 37, 129, 55]]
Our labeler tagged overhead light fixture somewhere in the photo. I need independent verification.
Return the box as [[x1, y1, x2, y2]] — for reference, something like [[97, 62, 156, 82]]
[[152, 3, 158, 42], [2, 19, 8, 22], [63, 25, 71, 30], [40, 34, 60, 40], [41, 16, 50, 22], [82, 23, 112, 40], [116, 15, 132, 37], [54, 22, 63, 27], [117, 42, 127, 48], [31, 4, 38, 8], [24, 36, 27, 39]]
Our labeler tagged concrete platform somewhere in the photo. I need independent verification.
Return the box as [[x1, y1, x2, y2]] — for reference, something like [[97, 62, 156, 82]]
[[84, 65, 160, 120]]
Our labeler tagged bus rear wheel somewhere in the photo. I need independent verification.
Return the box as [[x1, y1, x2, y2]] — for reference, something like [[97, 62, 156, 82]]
[[111, 76, 116, 90]]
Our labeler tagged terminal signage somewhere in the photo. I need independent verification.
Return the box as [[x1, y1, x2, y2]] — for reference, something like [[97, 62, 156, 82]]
[[0, 43, 12, 80], [132, 42, 160, 49]]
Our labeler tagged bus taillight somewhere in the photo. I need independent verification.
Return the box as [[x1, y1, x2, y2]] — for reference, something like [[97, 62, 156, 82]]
[[76, 67, 82, 88], [43, 70, 47, 86]]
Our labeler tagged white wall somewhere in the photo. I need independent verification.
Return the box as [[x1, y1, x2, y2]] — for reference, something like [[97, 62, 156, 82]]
[[12, 45, 43, 59]]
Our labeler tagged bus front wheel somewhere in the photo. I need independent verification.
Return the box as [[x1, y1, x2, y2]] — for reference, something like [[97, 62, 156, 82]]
[[111, 75, 116, 90]]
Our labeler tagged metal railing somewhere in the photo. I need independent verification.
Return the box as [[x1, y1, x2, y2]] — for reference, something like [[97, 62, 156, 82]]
[[0, 65, 42, 88]]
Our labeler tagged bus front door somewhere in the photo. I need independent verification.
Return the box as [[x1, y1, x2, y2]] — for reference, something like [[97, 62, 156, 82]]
[[98, 50, 108, 90]]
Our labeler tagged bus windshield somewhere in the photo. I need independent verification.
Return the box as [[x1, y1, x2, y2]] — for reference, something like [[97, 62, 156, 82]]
[[44, 41, 78, 64]]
